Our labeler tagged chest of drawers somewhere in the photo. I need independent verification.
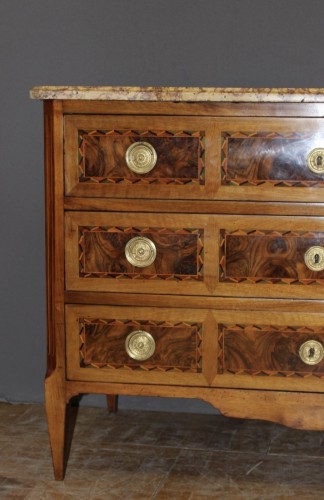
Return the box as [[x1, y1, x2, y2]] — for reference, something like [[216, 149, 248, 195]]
[[31, 86, 324, 479]]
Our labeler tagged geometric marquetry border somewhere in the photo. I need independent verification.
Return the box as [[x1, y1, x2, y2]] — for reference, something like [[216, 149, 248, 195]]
[[221, 130, 324, 187], [79, 318, 203, 372], [217, 323, 324, 378], [219, 229, 324, 285], [79, 226, 204, 281], [78, 129, 205, 185]]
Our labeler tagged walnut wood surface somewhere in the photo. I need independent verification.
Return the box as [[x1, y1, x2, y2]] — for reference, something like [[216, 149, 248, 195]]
[[64, 115, 215, 200], [222, 230, 324, 283], [43, 101, 67, 480], [220, 325, 324, 375], [223, 133, 324, 185], [64, 291, 324, 313], [66, 305, 324, 393], [66, 305, 209, 386], [66, 212, 324, 299], [80, 319, 201, 371], [65, 212, 213, 295], [62, 100, 324, 117], [80, 227, 201, 279], [63, 197, 324, 216], [66, 380, 324, 431], [64, 114, 324, 203], [80, 131, 204, 183]]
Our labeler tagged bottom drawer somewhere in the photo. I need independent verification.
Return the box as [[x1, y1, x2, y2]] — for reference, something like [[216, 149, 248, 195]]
[[66, 304, 324, 391], [66, 304, 211, 386]]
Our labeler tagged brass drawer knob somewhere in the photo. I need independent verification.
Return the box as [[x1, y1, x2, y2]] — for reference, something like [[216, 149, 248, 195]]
[[304, 246, 324, 271], [125, 141, 157, 174], [125, 236, 156, 268], [125, 330, 156, 361], [299, 340, 324, 365], [307, 148, 324, 174]]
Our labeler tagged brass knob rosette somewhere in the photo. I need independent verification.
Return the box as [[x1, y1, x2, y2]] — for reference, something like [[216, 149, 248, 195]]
[[125, 142, 157, 174], [299, 340, 324, 365], [125, 330, 156, 361], [125, 236, 156, 268], [307, 148, 324, 174], [304, 246, 324, 272]]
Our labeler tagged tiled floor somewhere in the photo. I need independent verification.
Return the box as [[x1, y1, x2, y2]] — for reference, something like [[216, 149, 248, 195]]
[[0, 402, 324, 499]]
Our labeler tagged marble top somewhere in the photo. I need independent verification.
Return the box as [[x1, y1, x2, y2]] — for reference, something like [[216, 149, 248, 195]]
[[29, 86, 324, 102]]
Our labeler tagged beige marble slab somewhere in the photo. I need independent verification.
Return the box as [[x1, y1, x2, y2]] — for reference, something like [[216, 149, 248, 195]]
[[29, 85, 324, 102]]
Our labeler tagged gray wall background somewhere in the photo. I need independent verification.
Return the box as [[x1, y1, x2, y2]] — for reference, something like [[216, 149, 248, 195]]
[[1, 0, 324, 412]]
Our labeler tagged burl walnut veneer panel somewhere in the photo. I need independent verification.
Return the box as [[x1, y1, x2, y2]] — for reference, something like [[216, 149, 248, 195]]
[[222, 132, 324, 186], [66, 305, 211, 386], [79, 129, 205, 184], [221, 230, 324, 284], [216, 118, 324, 203], [219, 324, 324, 376], [80, 318, 202, 371], [79, 226, 203, 280]]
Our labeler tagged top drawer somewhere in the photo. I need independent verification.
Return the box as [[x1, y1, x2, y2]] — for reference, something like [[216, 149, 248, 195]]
[[64, 115, 324, 202]]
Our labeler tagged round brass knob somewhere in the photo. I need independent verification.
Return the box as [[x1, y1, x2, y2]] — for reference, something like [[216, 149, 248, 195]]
[[299, 340, 324, 365], [304, 246, 324, 271], [307, 148, 324, 174], [125, 142, 157, 174], [125, 330, 156, 361], [125, 236, 156, 268]]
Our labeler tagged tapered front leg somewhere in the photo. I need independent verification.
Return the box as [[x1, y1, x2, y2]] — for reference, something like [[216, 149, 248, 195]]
[[45, 374, 67, 480]]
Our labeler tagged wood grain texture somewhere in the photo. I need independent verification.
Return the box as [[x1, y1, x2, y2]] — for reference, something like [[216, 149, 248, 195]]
[[221, 229, 324, 284], [79, 226, 203, 280], [215, 118, 324, 203], [80, 130, 204, 183], [65, 212, 214, 295], [222, 132, 324, 186], [219, 324, 324, 375], [64, 115, 215, 200], [43, 101, 67, 480], [66, 212, 324, 298], [62, 99, 324, 117], [64, 291, 324, 313], [66, 305, 209, 386], [80, 318, 202, 371], [64, 197, 324, 216], [66, 380, 324, 431]]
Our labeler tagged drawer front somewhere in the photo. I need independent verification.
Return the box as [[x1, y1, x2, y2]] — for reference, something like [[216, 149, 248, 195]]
[[66, 305, 211, 385], [66, 306, 324, 390], [65, 115, 324, 202], [219, 324, 324, 376], [64, 115, 215, 199], [216, 118, 324, 202], [65, 212, 213, 295], [66, 213, 324, 299]]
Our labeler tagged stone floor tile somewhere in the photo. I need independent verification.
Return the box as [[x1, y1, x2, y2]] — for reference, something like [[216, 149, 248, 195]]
[[229, 419, 282, 454], [154, 489, 193, 499], [268, 426, 324, 457]]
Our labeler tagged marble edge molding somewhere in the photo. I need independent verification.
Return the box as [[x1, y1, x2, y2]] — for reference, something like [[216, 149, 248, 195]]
[[29, 86, 324, 102]]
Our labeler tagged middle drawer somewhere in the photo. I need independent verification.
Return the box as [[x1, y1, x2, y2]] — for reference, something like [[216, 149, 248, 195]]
[[65, 211, 324, 299]]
